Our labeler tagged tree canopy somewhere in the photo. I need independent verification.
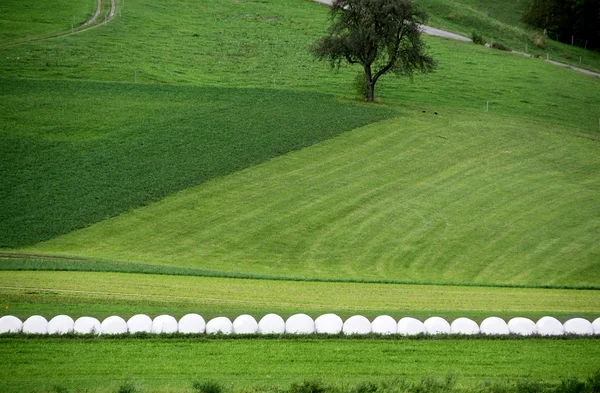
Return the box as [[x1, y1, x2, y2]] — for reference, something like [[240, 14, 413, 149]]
[[312, 0, 436, 102], [521, 0, 600, 49]]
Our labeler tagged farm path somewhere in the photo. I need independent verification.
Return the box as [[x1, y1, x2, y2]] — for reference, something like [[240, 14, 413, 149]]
[[0, 0, 116, 48], [311, 0, 600, 78]]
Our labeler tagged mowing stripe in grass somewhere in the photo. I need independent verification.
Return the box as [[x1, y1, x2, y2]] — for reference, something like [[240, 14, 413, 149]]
[[2, 256, 600, 291], [1, 271, 598, 322]]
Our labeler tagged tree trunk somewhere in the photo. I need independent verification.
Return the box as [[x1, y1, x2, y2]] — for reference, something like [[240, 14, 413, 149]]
[[364, 65, 375, 102]]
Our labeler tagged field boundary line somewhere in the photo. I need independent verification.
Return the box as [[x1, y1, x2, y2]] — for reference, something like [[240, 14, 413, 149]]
[[1, 254, 599, 291]]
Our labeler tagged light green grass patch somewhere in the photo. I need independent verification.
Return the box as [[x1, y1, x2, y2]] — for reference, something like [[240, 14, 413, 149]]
[[25, 111, 600, 287], [1, 271, 599, 321]]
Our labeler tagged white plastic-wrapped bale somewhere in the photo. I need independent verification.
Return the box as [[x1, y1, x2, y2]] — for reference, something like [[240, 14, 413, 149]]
[[258, 314, 285, 334], [563, 318, 593, 335], [178, 313, 206, 334], [314, 314, 343, 334], [152, 315, 178, 334], [127, 314, 153, 334], [508, 317, 536, 336], [480, 317, 509, 335], [48, 315, 74, 335], [101, 316, 128, 335], [206, 317, 233, 335], [536, 316, 564, 336], [397, 317, 426, 336], [450, 318, 479, 335], [371, 315, 397, 335], [0, 316, 22, 334], [424, 317, 450, 335], [74, 317, 101, 335], [593, 318, 600, 335], [343, 315, 371, 335], [233, 314, 258, 334], [286, 314, 315, 335], [23, 315, 48, 335]]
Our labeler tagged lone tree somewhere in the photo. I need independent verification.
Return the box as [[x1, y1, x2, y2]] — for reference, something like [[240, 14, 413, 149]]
[[312, 0, 436, 102]]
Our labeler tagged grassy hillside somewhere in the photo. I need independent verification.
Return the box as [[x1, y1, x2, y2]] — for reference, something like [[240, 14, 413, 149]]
[[2, 0, 599, 287], [413, 0, 600, 72], [22, 110, 600, 286], [0, 79, 392, 247], [0, 0, 96, 45]]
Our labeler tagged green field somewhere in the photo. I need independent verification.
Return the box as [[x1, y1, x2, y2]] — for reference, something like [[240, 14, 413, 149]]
[[1, 338, 598, 393], [1, 0, 600, 391], [2, 271, 599, 321]]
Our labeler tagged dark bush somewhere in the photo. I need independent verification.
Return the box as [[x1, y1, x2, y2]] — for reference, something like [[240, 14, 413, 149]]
[[289, 381, 329, 393], [117, 381, 138, 393], [491, 42, 511, 51], [192, 381, 223, 393], [472, 32, 486, 45]]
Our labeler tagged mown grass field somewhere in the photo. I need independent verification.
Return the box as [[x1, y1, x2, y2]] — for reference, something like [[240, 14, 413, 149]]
[[2, 271, 599, 321], [0, 338, 598, 393]]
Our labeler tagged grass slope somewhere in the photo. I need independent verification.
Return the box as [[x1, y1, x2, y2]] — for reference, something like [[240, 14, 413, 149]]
[[24, 110, 600, 287], [0, 78, 392, 247], [0, 0, 96, 45], [2, 271, 599, 321], [413, 0, 600, 72], [0, 338, 598, 392]]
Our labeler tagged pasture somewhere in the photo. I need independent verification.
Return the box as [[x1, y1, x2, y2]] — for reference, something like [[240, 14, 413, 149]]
[[0, 0, 599, 391]]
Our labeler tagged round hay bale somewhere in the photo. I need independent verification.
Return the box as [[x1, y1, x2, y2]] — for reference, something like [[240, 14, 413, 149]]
[[233, 314, 258, 334], [450, 317, 479, 335], [23, 315, 48, 335], [178, 313, 206, 334], [480, 317, 509, 335], [101, 316, 127, 335], [536, 316, 564, 336], [371, 315, 397, 335], [258, 314, 285, 334], [563, 318, 593, 335], [397, 317, 426, 336], [507, 317, 536, 336], [314, 313, 343, 334], [593, 318, 600, 335], [343, 315, 371, 335], [285, 314, 314, 335], [127, 314, 153, 334], [0, 315, 22, 334], [206, 317, 233, 335], [152, 315, 178, 334], [48, 315, 74, 335], [424, 317, 450, 335], [74, 317, 101, 335]]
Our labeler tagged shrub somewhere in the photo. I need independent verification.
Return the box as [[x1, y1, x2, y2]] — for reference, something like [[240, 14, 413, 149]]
[[491, 42, 511, 51], [352, 382, 378, 393], [117, 381, 138, 393], [531, 32, 546, 49], [471, 32, 486, 45], [289, 380, 329, 393], [192, 380, 223, 393]]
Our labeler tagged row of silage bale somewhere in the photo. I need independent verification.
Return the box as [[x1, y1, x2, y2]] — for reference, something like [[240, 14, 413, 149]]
[[1, 314, 599, 336]]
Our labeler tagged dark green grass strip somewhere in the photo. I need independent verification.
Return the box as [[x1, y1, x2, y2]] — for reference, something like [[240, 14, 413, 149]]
[[0, 78, 394, 248], [2, 256, 599, 291], [0, 338, 598, 392]]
